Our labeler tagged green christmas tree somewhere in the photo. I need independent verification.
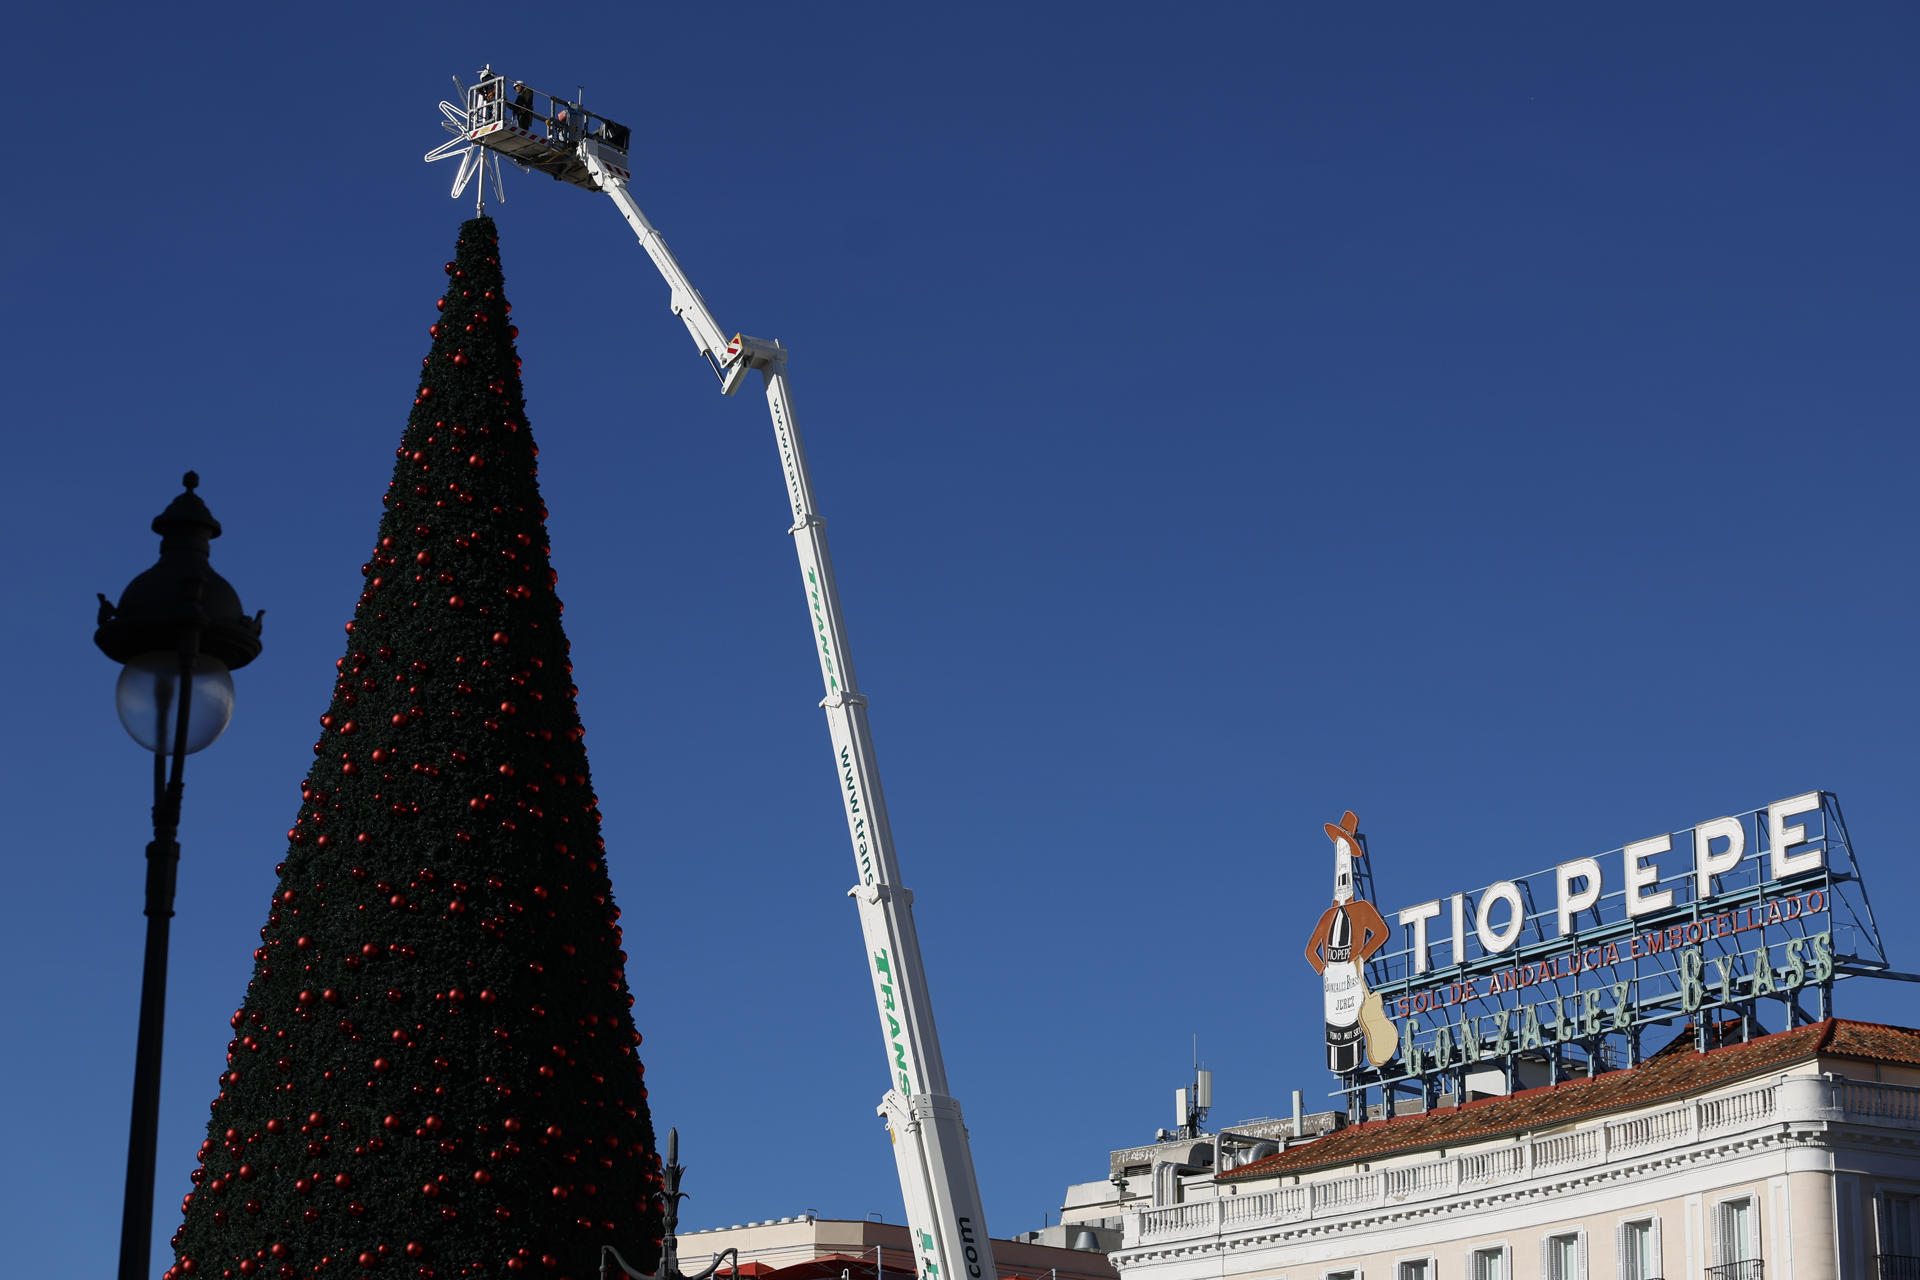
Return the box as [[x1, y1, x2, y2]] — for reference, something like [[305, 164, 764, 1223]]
[[168, 217, 663, 1280]]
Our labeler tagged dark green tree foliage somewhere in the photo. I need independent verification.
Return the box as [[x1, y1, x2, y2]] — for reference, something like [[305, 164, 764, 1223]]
[[169, 217, 662, 1280]]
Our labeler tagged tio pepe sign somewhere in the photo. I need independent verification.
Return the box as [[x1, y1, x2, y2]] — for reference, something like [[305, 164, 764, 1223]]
[[1311, 792, 1852, 1086]]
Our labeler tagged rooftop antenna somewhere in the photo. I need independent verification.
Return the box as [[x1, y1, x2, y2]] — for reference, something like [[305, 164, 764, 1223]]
[[1173, 1039, 1212, 1139]]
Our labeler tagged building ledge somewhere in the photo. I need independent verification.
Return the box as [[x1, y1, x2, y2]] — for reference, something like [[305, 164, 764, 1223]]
[[1121, 1071, 1920, 1251]]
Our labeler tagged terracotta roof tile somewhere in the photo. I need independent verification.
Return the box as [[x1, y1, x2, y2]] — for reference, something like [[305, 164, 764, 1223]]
[[1221, 1018, 1920, 1181], [1827, 1019, 1920, 1067]]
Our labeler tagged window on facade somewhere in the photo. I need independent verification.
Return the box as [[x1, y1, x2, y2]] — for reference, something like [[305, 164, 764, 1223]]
[[1397, 1261, 1429, 1280], [1714, 1197, 1756, 1270], [1618, 1219, 1659, 1280], [1326, 1271, 1358, 1280], [1469, 1247, 1505, 1280], [1544, 1233, 1583, 1280], [1885, 1193, 1919, 1259]]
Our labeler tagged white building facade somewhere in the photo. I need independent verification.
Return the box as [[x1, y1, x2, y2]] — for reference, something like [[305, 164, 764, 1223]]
[[1107, 1020, 1920, 1280]]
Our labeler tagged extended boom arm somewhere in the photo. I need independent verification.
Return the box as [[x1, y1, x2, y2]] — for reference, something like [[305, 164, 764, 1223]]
[[580, 150, 998, 1280]]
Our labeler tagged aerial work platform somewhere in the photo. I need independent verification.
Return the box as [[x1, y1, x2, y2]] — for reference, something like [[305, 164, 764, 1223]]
[[422, 61, 1004, 1280], [427, 69, 631, 198]]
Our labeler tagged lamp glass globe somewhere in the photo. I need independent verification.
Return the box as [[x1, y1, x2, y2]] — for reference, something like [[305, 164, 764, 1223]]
[[115, 652, 235, 754]]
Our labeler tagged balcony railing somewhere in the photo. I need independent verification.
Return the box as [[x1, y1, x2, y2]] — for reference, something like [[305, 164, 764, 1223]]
[[1876, 1255, 1920, 1280], [1126, 1076, 1920, 1247], [1704, 1261, 1763, 1280]]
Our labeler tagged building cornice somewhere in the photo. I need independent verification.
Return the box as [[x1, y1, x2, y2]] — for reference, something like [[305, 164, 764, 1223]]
[[1113, 1073, 1920, 1268]]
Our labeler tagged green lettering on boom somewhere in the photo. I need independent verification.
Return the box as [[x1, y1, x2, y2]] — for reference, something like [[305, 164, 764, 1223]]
[[773, 401, 803, 512], [806, 568, 837, 689], [839, 745, 872, 883], [873, 947, 915, 1096]]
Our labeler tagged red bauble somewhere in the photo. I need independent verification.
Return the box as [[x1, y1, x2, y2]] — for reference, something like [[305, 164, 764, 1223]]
[[407, 1244, 425, 1259], [334, 1173, 353, 1189]]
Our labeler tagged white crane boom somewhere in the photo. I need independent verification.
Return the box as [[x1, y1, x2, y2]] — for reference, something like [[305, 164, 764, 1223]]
[[436, 70, 1000, 1280]]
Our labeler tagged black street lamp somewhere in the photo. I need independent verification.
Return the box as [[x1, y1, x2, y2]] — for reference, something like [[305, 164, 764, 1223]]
[[96, 472, 262, 1280], [603, 1128, 738, 1280]]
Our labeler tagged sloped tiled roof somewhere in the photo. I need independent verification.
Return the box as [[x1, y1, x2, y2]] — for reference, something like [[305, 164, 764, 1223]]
[[1826, 1019, 1920, 1067], [1221, 1018, 1920, 1181]]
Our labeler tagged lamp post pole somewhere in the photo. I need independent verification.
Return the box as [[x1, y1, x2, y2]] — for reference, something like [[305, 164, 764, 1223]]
[[98, 473, 261, 1280], [118, 615, 204, 1280]]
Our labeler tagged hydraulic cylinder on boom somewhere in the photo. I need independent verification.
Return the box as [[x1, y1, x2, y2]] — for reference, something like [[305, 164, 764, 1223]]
[[434, 71, 1000, 1280]]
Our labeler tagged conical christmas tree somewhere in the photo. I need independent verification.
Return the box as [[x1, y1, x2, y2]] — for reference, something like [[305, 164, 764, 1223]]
[[168, 217, 662, 1280]]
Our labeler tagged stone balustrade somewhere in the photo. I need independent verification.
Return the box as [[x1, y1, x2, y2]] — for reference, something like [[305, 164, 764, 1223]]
[[1126, 1074, 1920, 1248]]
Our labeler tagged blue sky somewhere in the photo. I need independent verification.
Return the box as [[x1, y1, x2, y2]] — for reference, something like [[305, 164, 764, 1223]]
[[3, 5, 1916, 1274]]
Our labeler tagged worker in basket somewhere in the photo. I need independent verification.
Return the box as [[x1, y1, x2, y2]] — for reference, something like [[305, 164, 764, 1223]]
[[512, 81, 534, 131]]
